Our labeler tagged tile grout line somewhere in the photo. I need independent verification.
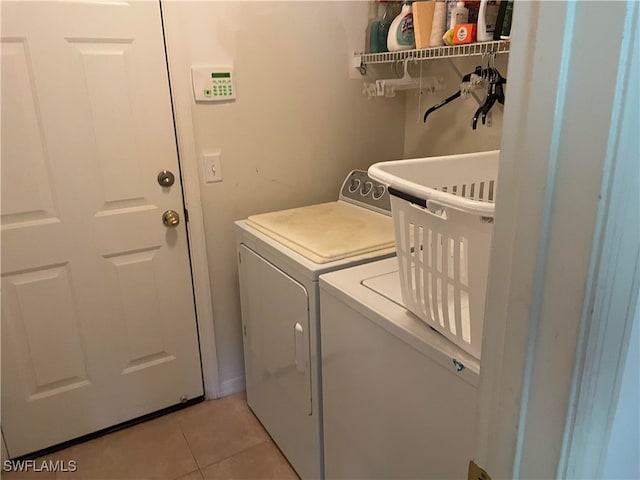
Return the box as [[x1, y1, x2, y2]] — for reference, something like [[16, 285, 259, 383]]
[[179, 430, 201, 473], [172, 467, 202, 480], [175, 397, 276, 474], [173, 407, 202, 478], [175, 405, 269, 472], [195, 438, 272, 473]]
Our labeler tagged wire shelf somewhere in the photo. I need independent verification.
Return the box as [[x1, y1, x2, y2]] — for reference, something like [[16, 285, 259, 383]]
[[355, 40, 510, 71]]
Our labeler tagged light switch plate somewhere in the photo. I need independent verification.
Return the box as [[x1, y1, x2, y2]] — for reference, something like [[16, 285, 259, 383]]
[[203, 152, 222, 183], [192, 66, 236, 102]]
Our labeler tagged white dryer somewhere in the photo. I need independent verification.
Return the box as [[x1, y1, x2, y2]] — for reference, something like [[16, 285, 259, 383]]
[[234, 170, 396, 480], [320, 257, 480, 479]]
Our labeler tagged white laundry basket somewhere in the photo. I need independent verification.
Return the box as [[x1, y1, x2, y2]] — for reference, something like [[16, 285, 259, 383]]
[[369, 150, 499, 359]]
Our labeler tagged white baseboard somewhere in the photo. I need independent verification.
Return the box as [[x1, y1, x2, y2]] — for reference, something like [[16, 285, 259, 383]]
[[219, 376, 245, 397]]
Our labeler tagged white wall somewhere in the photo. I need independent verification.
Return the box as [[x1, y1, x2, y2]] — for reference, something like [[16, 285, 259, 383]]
[[162, 1, 406, 393], [403, 55, 507, 157]]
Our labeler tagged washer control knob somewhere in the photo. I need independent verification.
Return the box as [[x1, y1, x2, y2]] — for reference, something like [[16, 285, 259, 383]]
[[361, 181, 373, 196], [372, 184, 386, 200], [348, 178, 361, 193]]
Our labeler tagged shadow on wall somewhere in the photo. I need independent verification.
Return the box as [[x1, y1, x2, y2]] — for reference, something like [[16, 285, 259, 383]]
[[403, 54, 509, 158]]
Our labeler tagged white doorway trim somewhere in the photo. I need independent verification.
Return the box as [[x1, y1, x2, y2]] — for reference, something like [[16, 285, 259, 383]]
[[474, 1, 639, 478], [558, 3, 639, 477], [159, 2, 221, 400]]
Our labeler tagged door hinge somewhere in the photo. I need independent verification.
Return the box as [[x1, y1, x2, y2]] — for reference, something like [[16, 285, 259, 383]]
[[238, 251, 242, 264], [243, 324, 247, 337], [468, 460, 491, 480]]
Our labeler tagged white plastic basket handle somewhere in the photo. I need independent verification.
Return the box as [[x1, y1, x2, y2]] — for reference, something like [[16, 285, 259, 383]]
[[425, 199, 448, 219], [390, 186, 450, 220], [407, 199, 449, 220]]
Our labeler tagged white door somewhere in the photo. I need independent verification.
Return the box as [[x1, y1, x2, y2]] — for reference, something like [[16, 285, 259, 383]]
[[1, 0, 203, 457]]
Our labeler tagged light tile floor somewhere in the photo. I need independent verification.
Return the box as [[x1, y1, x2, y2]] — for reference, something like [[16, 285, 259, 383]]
[[2, 393, 299, 480]]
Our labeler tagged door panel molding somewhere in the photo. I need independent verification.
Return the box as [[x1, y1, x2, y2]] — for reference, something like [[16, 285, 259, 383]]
[[1, 38, 59, 223]]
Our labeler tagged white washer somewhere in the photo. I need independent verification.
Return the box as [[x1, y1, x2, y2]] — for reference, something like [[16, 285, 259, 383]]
[[320, 257, 480, 480], [234, 170, 396, 480]]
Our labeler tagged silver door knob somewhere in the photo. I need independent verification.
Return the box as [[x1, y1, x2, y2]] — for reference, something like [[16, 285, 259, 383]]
[[162, 210, 180, 227], [157, 170, 175, 187]]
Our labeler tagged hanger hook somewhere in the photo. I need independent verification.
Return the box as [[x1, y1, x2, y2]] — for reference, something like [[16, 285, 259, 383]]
[[392, 59, 401, 77], [481, 52, 488, 80], [487, 52, 493, 81]]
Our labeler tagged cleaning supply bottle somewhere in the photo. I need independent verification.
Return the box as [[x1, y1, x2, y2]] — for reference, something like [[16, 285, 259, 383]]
[[500, 0, 514, 39], [387, 1, 415, 51], [450, 2, 469, 29], [446, 0, 457, 30], [477, 0, 499, 41], [429, 0, 447, 46], [477, 0, 490, 41], [369, 0, 392, 53], [365, 0, 379, 53], [388, 1, 403, 21]]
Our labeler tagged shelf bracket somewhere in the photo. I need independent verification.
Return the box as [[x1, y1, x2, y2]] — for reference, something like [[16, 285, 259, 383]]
[[352, 55, 366, 76]]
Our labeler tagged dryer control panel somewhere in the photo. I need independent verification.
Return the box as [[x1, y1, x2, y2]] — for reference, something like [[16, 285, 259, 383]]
[[339, 170, 391, 216]]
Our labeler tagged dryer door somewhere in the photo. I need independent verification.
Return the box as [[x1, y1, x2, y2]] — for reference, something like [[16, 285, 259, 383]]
[[238, 244, 311, 416]]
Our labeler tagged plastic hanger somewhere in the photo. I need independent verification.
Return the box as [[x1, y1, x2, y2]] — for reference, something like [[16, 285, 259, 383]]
[[423, 66, 483, 123], [472, 59, 506, 129]]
